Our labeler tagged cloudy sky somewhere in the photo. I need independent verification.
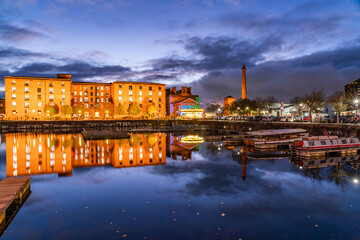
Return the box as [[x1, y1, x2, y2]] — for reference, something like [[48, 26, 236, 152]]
[[1, 0, 360, 103]]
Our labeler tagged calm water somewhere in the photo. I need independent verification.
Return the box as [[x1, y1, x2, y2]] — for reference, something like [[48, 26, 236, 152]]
[[0, 133, 360, 240]]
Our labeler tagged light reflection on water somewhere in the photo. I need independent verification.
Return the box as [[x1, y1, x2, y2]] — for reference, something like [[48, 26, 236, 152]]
[[0, 133, 360, 240]]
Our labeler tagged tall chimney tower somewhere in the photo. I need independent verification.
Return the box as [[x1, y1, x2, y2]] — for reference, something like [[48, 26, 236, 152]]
[[241, 65, 247, 100]]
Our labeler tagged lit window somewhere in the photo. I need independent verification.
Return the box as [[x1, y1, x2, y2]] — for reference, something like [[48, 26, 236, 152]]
[[49, 88, 54, 93], [101, 98, 104, 102], [50, 95, 54, 101], [101, 86, 104, 90], [80, 97, 83, 102], [12, 80, 16, 85], [12, 87, 16, 92], [139, 91, 142, 96], [129, 91, 133, 96], [25, 95, 29, 100], [119, 90, 122, 95], [61, 89, 65, 93], [106, 87, 109, 90], [139, 97, 142, 102], [74, 91, 77, 96], [38, 110, 41, 115], [149, 98, 152, 102], [129, 97, 133, 102], [25, 102, 29, 108], [61, 82, 65, 86], [38, 102, 41, 107], [37, 82, 41, 86], [24, 81, 29, 86], [101, 92, 103, 96], [62, 95, 65, 100], [129, 86, 132, 90], [50, 102, 54, 106], [12, 94, 16, 99], [118, 85, 122, 89], [80, 91, 82, 96], [149, 91, 152, 96], [119, 97, 122, 102], [24, 87, 29, 93], [158, 92, 161, 96], [12, 110, 17, 114], [12, 102, 16, 107]]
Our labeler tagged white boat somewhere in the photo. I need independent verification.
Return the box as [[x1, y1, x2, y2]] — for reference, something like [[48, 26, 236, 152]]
[[243, 129, 308, 149], [291, 136, 360, 157]]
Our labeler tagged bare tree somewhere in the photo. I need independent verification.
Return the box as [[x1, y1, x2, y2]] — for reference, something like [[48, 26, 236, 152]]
[[206, 103, 222, 113], [328, 91, 345, 123], [264, 96, 277, 115], [290, 96, 304, 116], [255, 97, 266, 116], [304, 90, 326, 123]]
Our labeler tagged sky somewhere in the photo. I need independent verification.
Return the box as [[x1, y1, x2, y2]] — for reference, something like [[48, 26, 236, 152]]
[[0, 0, 360, 104]]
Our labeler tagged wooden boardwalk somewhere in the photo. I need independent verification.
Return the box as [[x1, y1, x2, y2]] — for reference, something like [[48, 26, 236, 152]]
[[0, 177, 31, 235]]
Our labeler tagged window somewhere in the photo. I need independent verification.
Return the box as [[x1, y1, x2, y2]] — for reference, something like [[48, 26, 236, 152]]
[[74, 97, 77, 101], [12, 94, 16, 99], [12, 80, 16, 85], [139, 86, 142, 89], [106, 87, 109, 90], [118, 85, 122, 89], [37, 95, 41, 100], [38, 110, 41, 115], [129, 91, 133, 96], [12, 87, 16, 92], [61, 82, 65, 86], [90, 104, 93, 108], [119, 97, 122, 102], [106, 98, 109, 102], [25, 102, 29, 108], [159, 87, 161, 90], [80, 91, 83, 96], [38, 102, 41, 107], [149, 86, 152, 90], [24, 81, 29, 86], [139, 97, 142, 102], [101, 98, 104, 102], [90, 92, 93, 96], [101, 92, 103, 96], [50, 102, 54, 106], [149, 91, 152, 96], [12, 102, 16, 107], [24, 87, 29, 93], [149, 98, 152, 102], [95, 92, 99, 96], [95, 87, 99, 91], [12, 110, 16, 114], [106, 93, 108, 97], [62, 102, 65, 106], [85, 86, 88, 90], [91, 98, 93, 102], [61, 89, 65, 93], [62, 95, 65, 100], [101, 87, 104, 90], [158, 91, 161, 96], [139, 104, 142, 108], [96, 98, 99, 102], [90, 86, 93, 90], [37, 88, 41, 93], [159, 104, 161, 108], [129, 97, 133, 102], [74, 91, 77, 96], [49, 88, 54, 93], [85, 97, 88, 103], [25, 95, 29, 100], [159, 98, 161, 102], [139, 91, 142, 96], [49, 82, 53, 87], [80, 97, 83, 102], [129, 86, 132, 90], [37, 82, 41, 86]]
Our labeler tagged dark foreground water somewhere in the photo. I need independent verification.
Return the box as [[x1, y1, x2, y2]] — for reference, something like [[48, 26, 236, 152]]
[[0, 133, 359, 240]]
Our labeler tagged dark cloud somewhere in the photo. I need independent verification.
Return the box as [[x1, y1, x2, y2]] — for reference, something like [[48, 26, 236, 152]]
[[0, 45, 45, 58], [0, 19, 44, 42]]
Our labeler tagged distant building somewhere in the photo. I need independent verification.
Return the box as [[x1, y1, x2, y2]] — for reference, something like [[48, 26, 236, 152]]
[[166, 87, 202, 117], [224, 95, 235, 115]]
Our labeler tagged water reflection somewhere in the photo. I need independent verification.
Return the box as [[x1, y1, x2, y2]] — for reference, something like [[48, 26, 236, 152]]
[[6, 133, 170, 177]]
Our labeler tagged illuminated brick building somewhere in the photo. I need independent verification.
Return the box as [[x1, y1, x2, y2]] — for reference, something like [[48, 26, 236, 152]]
[[4, 74, 166, 119], [166, 86, 202, 117], [4, 74, 72, 120], [0, 99, 5, 115], [224, 95, 235, 115], [71, 82, 113, 119], [112, 81, 166, 117]]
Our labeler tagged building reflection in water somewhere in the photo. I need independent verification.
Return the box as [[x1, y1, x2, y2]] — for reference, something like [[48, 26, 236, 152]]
[[166, 134, 203, 160], [6, 133, 167, 177]]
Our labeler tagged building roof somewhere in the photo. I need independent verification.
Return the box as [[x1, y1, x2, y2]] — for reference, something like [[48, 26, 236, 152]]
[[113, 81, 165, 86], [175, 98, 198, 104], [4, 76, 71, 81], [72, 81, 112, 85], [345, 78, 360, 87], [224, 95, 235, 99]]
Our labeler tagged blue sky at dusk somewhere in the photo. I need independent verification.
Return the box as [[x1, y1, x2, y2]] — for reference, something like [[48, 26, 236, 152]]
[[1, 0, 360, 103]]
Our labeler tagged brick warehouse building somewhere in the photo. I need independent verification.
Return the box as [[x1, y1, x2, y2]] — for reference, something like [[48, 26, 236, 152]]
[[4, 74, 166, 120], [166, 86, 202, 117]]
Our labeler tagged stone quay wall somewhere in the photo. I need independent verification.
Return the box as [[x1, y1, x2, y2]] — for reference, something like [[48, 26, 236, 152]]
[[0, 119, 359, 137]]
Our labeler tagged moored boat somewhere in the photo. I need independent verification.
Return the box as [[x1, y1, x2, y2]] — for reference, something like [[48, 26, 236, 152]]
[[291, 136, 360, 158], [243, 129, 308, 149]]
